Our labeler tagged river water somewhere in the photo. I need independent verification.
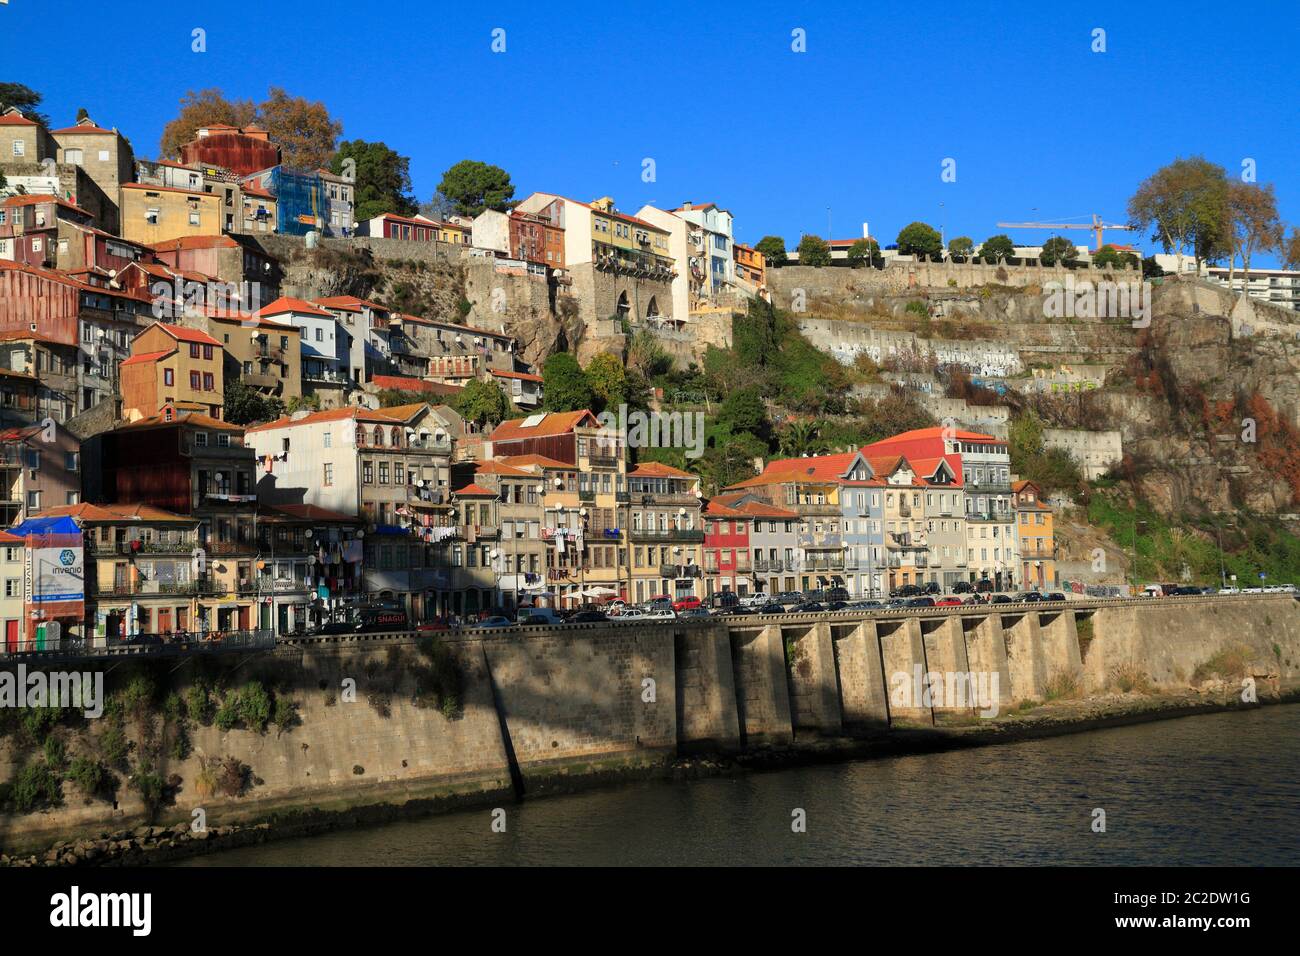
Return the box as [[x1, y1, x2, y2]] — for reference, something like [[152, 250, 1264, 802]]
[[182, 706, 1299, 866]]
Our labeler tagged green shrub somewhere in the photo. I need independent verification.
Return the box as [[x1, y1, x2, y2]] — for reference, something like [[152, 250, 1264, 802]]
[[186, 682, 211, 724], [236, 682, 272, 733], [42, 735, 66, 770], [67, 756, 108, 799], [1192, 644, 1252, 683], [10, 762, 62, 812], [99, 722, 130, 770], [214, 696, 240, 732], [273, 696, 299, 733], [20, 705, 63, 743]]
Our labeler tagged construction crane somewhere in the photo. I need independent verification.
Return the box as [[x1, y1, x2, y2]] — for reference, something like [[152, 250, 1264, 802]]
[[995, 213, 1135, 251]]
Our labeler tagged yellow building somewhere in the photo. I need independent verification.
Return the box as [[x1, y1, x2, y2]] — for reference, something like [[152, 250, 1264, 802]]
[[627, 462, 704, 605], [0, 530, 25, 653], [119, 183, 222, 245], [589, 196, 673, 269], [1013, 480, 1056, 588]]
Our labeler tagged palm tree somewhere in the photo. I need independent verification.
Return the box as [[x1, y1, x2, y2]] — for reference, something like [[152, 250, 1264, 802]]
[[778, 420, 829, 458]]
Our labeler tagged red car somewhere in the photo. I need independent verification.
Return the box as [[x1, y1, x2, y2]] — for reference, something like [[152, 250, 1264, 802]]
[[672, 596, 703, 613], [934, 597, 963, 607]]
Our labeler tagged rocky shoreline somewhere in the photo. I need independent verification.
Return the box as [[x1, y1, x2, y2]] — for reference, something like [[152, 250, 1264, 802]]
[[3, 688, 1293, 868]]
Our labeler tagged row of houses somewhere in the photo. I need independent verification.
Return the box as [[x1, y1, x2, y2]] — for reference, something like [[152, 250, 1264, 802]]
[[0, 392, 1058, 652]]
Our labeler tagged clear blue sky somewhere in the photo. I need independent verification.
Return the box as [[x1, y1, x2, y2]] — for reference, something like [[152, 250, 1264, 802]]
[[6, 0, 1299, 261]]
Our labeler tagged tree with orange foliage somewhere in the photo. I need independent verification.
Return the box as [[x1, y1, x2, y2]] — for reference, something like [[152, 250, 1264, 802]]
[[158, 87, 342, 170]]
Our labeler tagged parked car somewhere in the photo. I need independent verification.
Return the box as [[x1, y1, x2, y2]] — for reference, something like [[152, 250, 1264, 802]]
[[773, 591, 805, 607], [922, 582, 941, 596], [475, 616, 514, 629], [989, 594, 1013, 604], [570, 609, 609, 623], [613, 607, 647, 622], [934, 597, 963, 607], [826, 601, 851, 611], [905, 596, 936, 608], [849, 600, 884, 611], [648, 597, 675, 613], [825, 587, 851, 604], [672, 595, 703, 613], [709, 591, 740, 611], [892, 584, 923, 598], [952, 581, 974, 594], [758, 602, 788, 615], [517, 606, 564, 626], [416, 618, 451, 632], [1043, 592, 1067, 602], [1219, 586, 1241, 594], [722, 604, 756, 616], [791, 601, 825, 613], [678, 607, 712, 619], [1013, 591, 1043, 603], [645, 607, 677, 621], [740, 593, 770, 608], [974, 579, 995, 593], [1168, 586, 1202, 596]]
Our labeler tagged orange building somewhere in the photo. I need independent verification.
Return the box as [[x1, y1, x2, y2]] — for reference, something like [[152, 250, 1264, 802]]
[[733, 243, 766, 290], [121, 323, 224, 421]]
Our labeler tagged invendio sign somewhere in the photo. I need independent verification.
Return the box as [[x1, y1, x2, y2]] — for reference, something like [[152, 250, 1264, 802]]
[[26, 546, 85, 604]]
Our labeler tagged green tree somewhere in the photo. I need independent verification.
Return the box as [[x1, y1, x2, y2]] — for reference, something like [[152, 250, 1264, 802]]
[[0, 82, 49, 126], [1040, 236, 1079, 266], [1092, 244, 1122, 268], [979, 234, 1016, 263], [223, 379, 285, 425], [1283, 229, 1300, 271], [846, 238, 879, 267], [542, 352, 594, 412], [716, 387, 772, 445], [330, 140, 417, 221], [755, 235, 788, 266], [436, 160, 516, 217], [948, 236, 974, 260], [778, 419, 829, 457], [897, 222, 943, 260], [585, 353, 629, 414], [453, 378, 511, 427], [698, 429, 769, 495], [796, 234, 831, 267]]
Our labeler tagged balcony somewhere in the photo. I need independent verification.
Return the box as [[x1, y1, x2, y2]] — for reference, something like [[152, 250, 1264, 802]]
[[1019, 546, 1057, 560], [753, 559, 785, 574], [578, 489, 596, 503], [802, 556, 845, 572], [586, 454, 620, 469], [886, 553, 929, 569], [88, 538, 198, 556], [96, 578, 225, 597], [793, 502, 840, 517], [966, 511, 1011, 523], [205, 539, 257, 556], [798, 532, 843, 550], [243, 372, 282, 390], [630, 528, 705, 543], [968, 481, 1013, 495], [615, 491, 630, 504]]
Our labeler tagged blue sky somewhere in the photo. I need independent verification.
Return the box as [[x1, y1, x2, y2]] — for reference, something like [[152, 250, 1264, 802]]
[[6, 0, 1299, 260]]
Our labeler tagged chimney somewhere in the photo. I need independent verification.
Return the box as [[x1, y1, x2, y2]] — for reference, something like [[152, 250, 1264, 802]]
[[863, 222, 870, 239]]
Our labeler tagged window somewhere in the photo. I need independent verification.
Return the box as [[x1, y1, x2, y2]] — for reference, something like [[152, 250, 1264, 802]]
[[323, 431, 332, 448], [189, 212, 201, 226], [190, 371, 201, 389], [203, 344, 213, 360], [216, 433, 230, 447], [25, 491, 40, 509], [98, 150, 110, 162], [146, 207, 160, 224], [203, 372, 214, 391], [164, 368, 174, 386], [12, 140, 24, 157], [65, 148, 84, 165], [65, 452, 79, 472], [195, 432, 208, 447], [323, 463, 333, 486]]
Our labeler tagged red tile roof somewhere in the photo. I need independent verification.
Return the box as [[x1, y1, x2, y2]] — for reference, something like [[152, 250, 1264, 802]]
[[256, 296, 333, 319], [122, 182, 214, 197], [489, 369, 543, 383], [154, 322, 222, 346], [265, 503, 359, 523], [452, 483, 497, 498], [0, 112, 37, 127], [51, 123, 116, 135], [120, 349, 176, 367], [629, 461, 697, 480], [497, 453, 572, 471], [149, 235, 243, 252], [490, 410, 598, 442], [370, 374, 461, 395], [35, 502, 194, 523]]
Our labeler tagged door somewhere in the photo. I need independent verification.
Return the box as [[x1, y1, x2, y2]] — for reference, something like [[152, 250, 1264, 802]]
[[4, 619, 17, 654]]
